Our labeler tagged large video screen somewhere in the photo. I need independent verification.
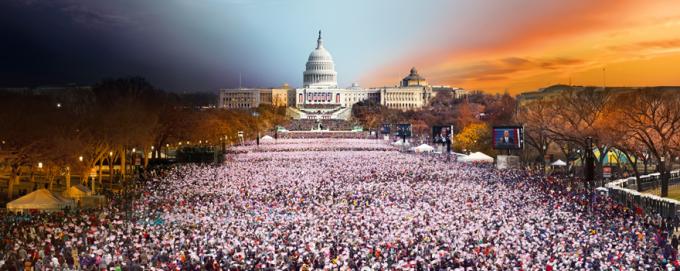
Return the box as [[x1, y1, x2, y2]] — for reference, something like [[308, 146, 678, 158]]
[[432, 125, 453, 144], [381, 124, 391, 135], [396, 124, 411, 137], [492, 126, 524, 150]]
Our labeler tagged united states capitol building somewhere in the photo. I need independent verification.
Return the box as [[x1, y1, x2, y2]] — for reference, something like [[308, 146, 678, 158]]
[[218, 31, 466, 120]]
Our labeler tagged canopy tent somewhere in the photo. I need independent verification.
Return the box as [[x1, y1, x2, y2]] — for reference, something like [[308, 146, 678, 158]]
[[551, 159, 567, 166], [414, 144, 434, 153], [459, 152, 494, 163], [593, 148, 632, 165], [260, 135, 275, 141], [7, 189, 75, 212], [62, 184, 92, 199], [392, 140, 410, 146], [452, 152, 468, 159]]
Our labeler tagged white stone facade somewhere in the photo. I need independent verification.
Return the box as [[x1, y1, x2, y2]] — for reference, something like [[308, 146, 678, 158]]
[[218, 31, 457, 118]]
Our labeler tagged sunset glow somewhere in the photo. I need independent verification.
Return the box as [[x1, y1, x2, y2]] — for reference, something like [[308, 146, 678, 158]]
[[364, 1, 680, 94], [3, 1, 680, 94]]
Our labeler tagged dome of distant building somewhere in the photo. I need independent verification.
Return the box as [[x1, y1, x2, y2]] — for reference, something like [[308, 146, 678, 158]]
[[401, 67, 428, 87], [303, 30, 338, 88]]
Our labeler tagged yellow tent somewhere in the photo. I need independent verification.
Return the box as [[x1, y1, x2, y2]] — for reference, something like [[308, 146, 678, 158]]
[[62, 184, 92, 199]]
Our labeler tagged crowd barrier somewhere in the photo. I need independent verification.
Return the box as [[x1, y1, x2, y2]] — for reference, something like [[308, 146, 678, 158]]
[[636, 171, 680, 191], [606, 170, 680, 218]]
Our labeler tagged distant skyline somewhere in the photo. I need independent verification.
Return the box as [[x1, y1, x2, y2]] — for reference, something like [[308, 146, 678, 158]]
[[2, 0, 680, 94]]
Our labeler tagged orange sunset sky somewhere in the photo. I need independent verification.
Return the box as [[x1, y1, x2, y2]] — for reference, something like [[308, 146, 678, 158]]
[[361, 1, 680, 95]]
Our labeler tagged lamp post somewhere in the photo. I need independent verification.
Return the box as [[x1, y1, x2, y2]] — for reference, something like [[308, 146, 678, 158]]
[[584, 136, 595, 192], [542, 144, 547, 175], [252, 112, 260, 146], [660, 155, 668, 197]]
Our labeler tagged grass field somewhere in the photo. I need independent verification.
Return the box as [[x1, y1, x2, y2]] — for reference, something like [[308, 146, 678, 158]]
[[644, 185, 680, 201]]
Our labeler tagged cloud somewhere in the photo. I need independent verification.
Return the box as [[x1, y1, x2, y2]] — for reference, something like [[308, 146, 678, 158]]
[[475, 75, 508, 82], [362, 0, 647, 92], [608, 39, 680, 52], [434, 57, 585, 84], [501, 57, 532, 66], [11, 0, 134, 28], [61, 4, 134, 28], [539, 58, 586, 69]]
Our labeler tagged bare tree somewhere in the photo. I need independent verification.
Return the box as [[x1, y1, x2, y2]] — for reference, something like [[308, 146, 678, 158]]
[[614, 90, 680, 197], [516, 100, 554, 169], [542, 87, 611, 188]]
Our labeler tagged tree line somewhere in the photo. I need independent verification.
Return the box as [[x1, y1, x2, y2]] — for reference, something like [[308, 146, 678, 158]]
[[351, 90, 516, 155], [352, 85, 680, 198], [517, 86, 680, 196], [0, 77, 287, 200]]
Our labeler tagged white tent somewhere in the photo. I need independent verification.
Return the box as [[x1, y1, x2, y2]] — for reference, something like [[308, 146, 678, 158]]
[[460, 152, 494, 163], [7, 189, 75, 212], [453, 152, 468, 159], [414, 144, 435, 153], [261, 135, 274, 141], [551, 159, 567, 166]]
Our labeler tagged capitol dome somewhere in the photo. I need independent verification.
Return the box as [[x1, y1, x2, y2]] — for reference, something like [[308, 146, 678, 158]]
[[401, 67, 428, 87], [303, 31, 338, 88]]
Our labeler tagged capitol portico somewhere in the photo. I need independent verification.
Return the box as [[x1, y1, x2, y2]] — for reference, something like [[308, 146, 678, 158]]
[[218, 31, 461, 120]]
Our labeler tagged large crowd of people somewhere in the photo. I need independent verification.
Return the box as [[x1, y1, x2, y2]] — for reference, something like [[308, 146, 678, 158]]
[[1, 139, 679, 270]]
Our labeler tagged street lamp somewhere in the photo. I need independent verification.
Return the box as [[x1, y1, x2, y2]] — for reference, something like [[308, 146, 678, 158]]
[[252, 111, 260, 146], [109, 151, 113, 157], [38, 162, 43, 169], [542, 144, 548, 175], [79, 156, 83, 162]]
